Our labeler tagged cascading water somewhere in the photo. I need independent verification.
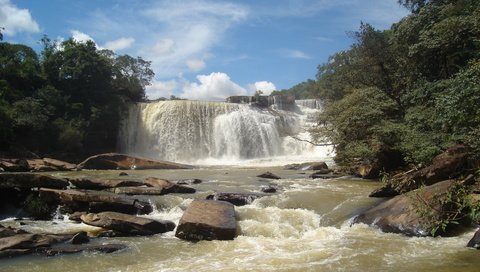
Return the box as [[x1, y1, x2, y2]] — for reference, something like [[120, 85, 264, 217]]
[[118, 99, 329, 164]]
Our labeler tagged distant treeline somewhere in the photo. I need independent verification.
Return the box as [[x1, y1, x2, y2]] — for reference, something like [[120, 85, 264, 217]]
[[277, 0, 480, 168], [0, 35, 154, 159]]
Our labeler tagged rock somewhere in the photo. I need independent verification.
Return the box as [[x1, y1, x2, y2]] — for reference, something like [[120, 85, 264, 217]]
[[80, 212, 175, 236], [375, 144, 472, 195], [68, 212, 87, 222], [467, 229, 480, 249], [0, 173, 69, 189], [175, 200, 236, 241], [119, 172, 129, 176], [77, 153, 193, 170], [354, 180, 462, 236], [206, 192, 264, 206], [68, 178, 144, 190], [0, 159, 30, 172], [284, 162, 329, 171], [70, 231, 89, 245], [0, 233, 72, 258], [257, 172, 281, 180], [39, 188, 153, 215], [356, 160, 381, 179], [40, 243, 127, 256], [144, 177, 195, 194], [0, 225, 29, 238], [369, 184, 399, 198], [26, 159, 58, 172], [260, 185, 277, 193], [310, 173, 342, 179], [42, 158, 77, 171], [110, 186, 164, 195], [175, 179, 203, 185]]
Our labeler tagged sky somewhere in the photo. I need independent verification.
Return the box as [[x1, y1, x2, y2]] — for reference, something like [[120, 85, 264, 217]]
[[1, 0, 409, 101]]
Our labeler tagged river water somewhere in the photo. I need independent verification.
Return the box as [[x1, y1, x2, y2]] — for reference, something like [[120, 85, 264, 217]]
[[1, 167, 479, 272]]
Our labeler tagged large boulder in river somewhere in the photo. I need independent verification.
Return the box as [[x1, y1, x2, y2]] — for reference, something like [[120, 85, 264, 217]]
[[467, 229, 480, 249], [175, 200, 236, 241], [39, 188, 153, 214], [80, 212, 175, 236], [68, 178, 144, 190], [206, 192, 264, 206], [354, 179, 466, 236], [77, 153, 192, 170], [0, 173, 68, 189], [144, 177, 196, 194], [0, 158, 30, 172], [257, 171, 281, 180]]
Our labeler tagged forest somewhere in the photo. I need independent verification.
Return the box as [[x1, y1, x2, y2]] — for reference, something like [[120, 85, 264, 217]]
[[0, 35, 153, 160], [277, 0, 480, 170]]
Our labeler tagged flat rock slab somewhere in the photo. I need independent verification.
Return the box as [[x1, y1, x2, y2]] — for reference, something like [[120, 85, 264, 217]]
[[110, 186, 164, 195], [39, 188, 152, 214], [206, 192, 264, 206], [69, 178, 144, 190], [77, 153, 193, 170], [144, 177, 196, 194], [175, 200, 236, 241], [257, 172, 281, 180], [310, 173, 342, 179], [0, 173, 69, 189], [80, 212, 175, 236], [284, 162, 329, 171]]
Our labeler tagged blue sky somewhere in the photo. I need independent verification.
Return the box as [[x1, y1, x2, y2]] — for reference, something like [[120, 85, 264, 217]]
[[1, 0, 409, 100]]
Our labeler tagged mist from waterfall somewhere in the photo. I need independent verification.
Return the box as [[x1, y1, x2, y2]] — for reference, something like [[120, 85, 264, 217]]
[[118, 99, 331, 165]]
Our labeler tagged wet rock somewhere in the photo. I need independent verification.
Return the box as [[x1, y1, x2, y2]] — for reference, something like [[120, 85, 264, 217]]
[[144, 177, 195, 194], [77, 153, 193, 170], [110, 186, 164, 195], [175, 179, 203, 185], [257, 172, 281, 180], [39, 188, 153, 215], [369, 184, 399, 198], [175, 200, 236, 241], [260, 185, 277, 193], [284, 162, 329, 171], [41, 158, 77, 171], [0, 225, 28, 238], [467, 229, 480, 249], [80, 212, 175, 236], [0, 233, 72, 258], [68, 211, 87, 222], [354, 180, 462, 236], [0, 173, 69, 189], [119, 172, 129, 176], [0, 159, 30, 172], [70, 231, 89, 245], [206, 192, 264, 206], [356, 160, 381, 179], [68, 178, 144, 190], [40, 243, 127, 256], [310, 173, 341, 179]]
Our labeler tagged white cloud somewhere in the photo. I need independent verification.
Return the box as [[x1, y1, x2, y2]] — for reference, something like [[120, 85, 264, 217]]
[[103, 37, 135, 51], [146, 79, 178, 100], [151, 39, 175, 55], [285, 50, 310, 59], [71, 30, 96, 43], [181, 72, 247, 101], [0, 0, 39, 36], [186, 59, 206, 72], [249, 81, 277, 95]]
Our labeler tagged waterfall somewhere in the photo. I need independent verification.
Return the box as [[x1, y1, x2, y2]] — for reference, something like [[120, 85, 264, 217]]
[[295, 99, 322, 110], [118, 100, 329, 164]]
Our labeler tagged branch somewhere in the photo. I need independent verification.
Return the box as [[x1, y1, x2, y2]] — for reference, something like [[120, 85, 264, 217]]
[[290, 136, 334, 146]]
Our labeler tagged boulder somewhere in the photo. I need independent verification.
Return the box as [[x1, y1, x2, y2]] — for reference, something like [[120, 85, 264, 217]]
[[80, 212, 175, 236], [110, 186, 164, 195], [467, 229, 480, 249], [0, 233, 72, 258], [354, 180, 463, 236], [68, 178, 144, 190], [77, 153, 193, 170], [310, 172, 341, 179], [369, 184, 399, 198], [42, 158, 77, 171], [175, 179, 203, 185], [68, 211, 87, 222], [40, 243, 127, 256], [70, 231, 89, 245], [0, 173, 69, 189], [0, 159, 30, 172], [284, 162, 329, 171], [25, 159, 58, 172], [175, 200, 236, 241], [257, 172, 281, 180], [260, 185, 277, 193], [207, 192, 264, 206], [144, 177, 195, 194], [39, 188, 153, 215], [356, 160, 380, 179]]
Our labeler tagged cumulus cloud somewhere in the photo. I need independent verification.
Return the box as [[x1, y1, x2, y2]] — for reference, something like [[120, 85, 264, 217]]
[[103, 37, 135, 51], [181, 72, 247, 101], [71, 30, 96, 43], [249, 81, 277, 95], [186, 59, 206, 72], [0, 0, 39, 36], [146, 80, 178, 100]]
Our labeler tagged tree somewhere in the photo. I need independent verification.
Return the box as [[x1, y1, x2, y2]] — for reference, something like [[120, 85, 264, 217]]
[[110, 54, 154, 101]]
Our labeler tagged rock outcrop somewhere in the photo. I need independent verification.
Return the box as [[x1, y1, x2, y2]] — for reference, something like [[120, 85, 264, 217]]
[[69, 178, 144, 190], [80, 212, 175, 236], [354, 179, 464, 236], [77, 153, 193, 170], [0, 173, 69, 189], [175, 200, 236, 241], [144, 177, 196, 194], [206, 192, 264, 206], [284, 162, 329, 171]]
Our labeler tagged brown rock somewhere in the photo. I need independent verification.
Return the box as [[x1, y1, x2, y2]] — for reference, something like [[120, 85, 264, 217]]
[[284, 162, 329, 171], [175, 200, 236, 241], [356, 160, 380, 179], [467, 229, 480, 249], [257, 172, 281, 180], [110, 186, 164, 195], [0, 159, 30, 172], [206, 192, 264, 206], [70, 231, 89, 245], [77, 153, 193, 170], [354, 180, 462, 236], [0, 173, 68, 189], [42, 158, 77, 171], [80, 212, 175, 236], [144, 177, 195, 194], [69, 178, 144, 190]]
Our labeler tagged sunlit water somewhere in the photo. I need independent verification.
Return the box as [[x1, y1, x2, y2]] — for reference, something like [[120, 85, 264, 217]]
[[1, 167, 479, 272]]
